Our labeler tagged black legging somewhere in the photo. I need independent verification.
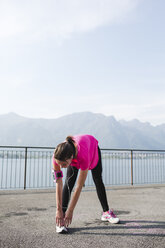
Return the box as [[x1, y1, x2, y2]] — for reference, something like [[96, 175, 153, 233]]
[[62, 147, 109, 213]]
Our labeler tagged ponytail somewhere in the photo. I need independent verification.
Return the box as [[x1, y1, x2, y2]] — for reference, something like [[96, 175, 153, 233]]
[[66, 136, 76, 158]]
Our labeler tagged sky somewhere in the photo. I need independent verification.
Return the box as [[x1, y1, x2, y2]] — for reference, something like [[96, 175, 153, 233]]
[[0, 0, 165, 126]]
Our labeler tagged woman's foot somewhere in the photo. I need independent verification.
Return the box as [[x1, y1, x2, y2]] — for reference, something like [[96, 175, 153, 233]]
[[56, 225, 68, 234], [101, 210, 120, 224]]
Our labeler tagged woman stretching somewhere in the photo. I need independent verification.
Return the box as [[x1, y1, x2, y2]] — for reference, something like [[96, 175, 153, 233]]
[[52, 134, 119, 233]]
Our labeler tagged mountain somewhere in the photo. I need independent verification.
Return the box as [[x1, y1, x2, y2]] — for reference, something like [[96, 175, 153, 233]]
[[0, 112, 165, 149]]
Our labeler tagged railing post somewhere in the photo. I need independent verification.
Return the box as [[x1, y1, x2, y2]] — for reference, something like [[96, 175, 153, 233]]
[[24, 147, 28, 190], [131, 150, 133, 185]]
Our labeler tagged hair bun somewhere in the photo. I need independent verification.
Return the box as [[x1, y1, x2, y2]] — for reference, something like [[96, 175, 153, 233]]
[[66, 136, 74, 144]]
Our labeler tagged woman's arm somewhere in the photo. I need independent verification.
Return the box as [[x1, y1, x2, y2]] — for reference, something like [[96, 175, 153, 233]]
[[64, 169, 88, 226], [53, 160, 64, 227], [56, 178, 63, 211], [55, 178, 65, 226]]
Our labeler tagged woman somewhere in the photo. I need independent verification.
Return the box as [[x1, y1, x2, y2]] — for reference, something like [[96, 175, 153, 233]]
[[52, 134, 119, 233]]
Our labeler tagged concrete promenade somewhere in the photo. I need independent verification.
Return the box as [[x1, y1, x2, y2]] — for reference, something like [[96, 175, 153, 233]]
[[0, 185, 165, 248]]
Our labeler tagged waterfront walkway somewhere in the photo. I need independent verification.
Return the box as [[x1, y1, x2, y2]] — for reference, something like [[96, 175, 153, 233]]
[[0, 185, 165, 248]]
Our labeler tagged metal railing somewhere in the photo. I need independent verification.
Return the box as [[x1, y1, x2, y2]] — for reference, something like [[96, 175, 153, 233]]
[[0, 146, 165, 190]]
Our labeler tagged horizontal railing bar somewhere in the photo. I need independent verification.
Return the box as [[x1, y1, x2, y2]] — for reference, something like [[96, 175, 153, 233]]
[[0, 146, 165, 153], [101, 148, 165, 152], [0, 145, 55, 150]]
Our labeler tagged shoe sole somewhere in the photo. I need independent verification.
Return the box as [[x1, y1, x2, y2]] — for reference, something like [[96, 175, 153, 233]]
[[56, 227, 68, 234], [56, 229, 68, 234], [101, 218, 120, 224]]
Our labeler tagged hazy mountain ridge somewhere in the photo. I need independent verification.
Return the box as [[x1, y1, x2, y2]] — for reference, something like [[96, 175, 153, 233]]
[[0, 112, 165, 149]]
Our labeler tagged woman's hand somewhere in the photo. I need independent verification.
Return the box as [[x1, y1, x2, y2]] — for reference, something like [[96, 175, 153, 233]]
[[56, 209, 64, 227], [64, 209, 73, 227]]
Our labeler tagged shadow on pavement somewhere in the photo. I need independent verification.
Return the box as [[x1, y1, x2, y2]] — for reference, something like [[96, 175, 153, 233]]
[[68, 219, 165, 237]]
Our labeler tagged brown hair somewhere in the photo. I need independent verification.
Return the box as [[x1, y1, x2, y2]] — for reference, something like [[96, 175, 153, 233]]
[[54, 136, 76, 161]]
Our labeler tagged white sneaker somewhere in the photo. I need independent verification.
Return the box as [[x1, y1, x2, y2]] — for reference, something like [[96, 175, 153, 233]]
[[101, 210, 120, 224], [56, 225, 68, 234]]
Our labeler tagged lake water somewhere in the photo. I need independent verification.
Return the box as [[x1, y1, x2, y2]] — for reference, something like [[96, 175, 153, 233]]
[[0, 149, 165, 190]]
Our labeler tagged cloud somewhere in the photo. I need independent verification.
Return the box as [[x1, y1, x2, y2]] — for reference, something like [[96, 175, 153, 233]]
[[0, 0, 141, 42], [0, 75, 32, 90]]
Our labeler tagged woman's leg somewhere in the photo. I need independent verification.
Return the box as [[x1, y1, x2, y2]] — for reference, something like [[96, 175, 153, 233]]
[[91, 147, 109, 212], [62, 165, 79, 213]]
